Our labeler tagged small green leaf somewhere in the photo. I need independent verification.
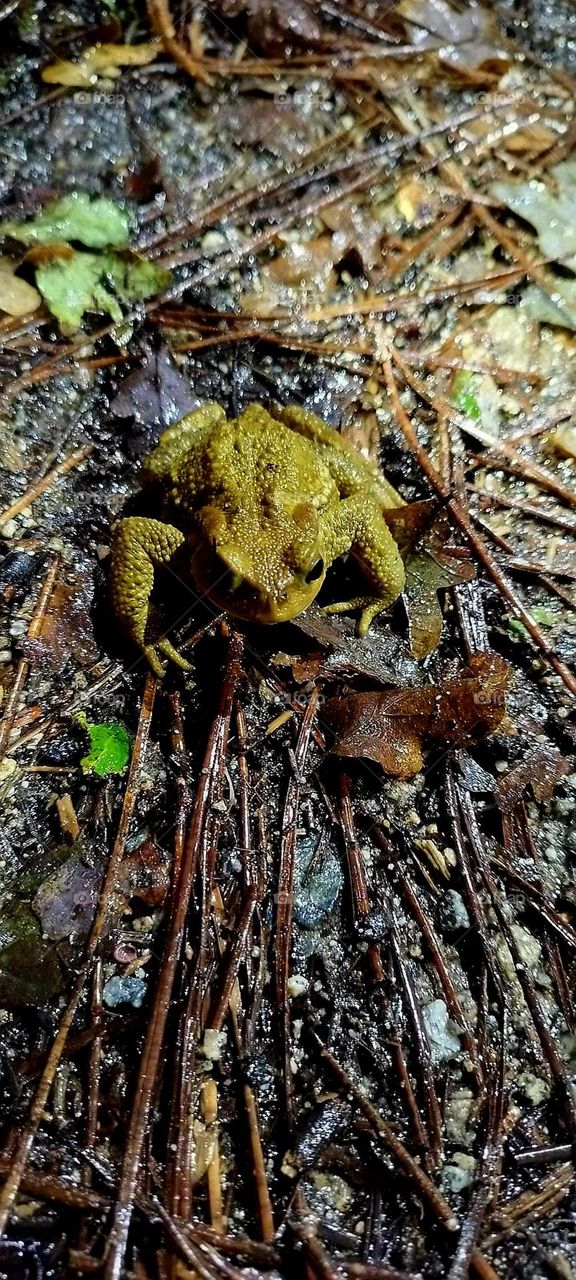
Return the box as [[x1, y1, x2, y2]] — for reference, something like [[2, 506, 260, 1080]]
[[506, 607, 556, 639], [531, 606, 557, 626], [451, 369, 481, 420], [77, 713, 131, 777], [106, 252, 172, 302], [1, 192, 131, 249], [35, 251, 123, 334], [35, 249, 171, 333]]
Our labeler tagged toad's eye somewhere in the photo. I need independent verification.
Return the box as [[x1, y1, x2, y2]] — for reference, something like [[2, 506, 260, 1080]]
[[304, 558, 324, 584]]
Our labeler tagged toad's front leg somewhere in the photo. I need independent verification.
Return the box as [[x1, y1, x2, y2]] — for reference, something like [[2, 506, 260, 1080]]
[[110, 516, 191, 676], [321, 495, 405, 635]]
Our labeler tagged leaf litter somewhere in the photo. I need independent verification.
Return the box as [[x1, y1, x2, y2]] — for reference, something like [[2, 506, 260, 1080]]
[[1, 2, 576, 1279]]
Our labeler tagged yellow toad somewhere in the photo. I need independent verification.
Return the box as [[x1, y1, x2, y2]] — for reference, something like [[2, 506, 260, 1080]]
[[110, 402, 405, 674]]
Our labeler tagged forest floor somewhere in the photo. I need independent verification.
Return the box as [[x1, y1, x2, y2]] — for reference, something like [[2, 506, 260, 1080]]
[[1, 2, 576, 1278]]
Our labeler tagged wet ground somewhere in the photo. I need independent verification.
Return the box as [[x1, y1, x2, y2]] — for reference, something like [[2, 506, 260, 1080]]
[[1, 2, 576, 1278]]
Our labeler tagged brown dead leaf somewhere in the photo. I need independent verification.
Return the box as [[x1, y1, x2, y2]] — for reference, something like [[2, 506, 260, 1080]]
[[119, 838, 171, 908], [23, 243, 75, 266], [547, 424, 576, 461], [385, 502, 475, 659], [209, 0, 322, 56], [18, 571, 98, 673], [214, 100, 315, 159], [504, 123, 558, 154], [321, 200, 385, 275], [241, 237, 336, 315], [399, 0, 509, 72], [494, 744, 573, 812], [324, 653, 510, 778], [268, 237, 335, 286]]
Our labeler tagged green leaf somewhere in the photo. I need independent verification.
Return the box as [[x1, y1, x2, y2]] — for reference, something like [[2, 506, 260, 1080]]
[[1, 192, 131, 249], [77, 713, 131, 777], [34, 249, 171, 333], [522, 280, 576, 332], [35, 251, 123, 334], [105, 252, 172, 302], [451, 369, 481, 420], [491, 160, 576, 271]]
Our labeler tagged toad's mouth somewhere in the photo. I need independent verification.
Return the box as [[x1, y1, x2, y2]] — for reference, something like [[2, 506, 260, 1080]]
[[206, 573, 324, 625]]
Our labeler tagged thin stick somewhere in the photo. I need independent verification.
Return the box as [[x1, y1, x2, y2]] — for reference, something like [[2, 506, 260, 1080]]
[[0, 445, 92, 528], [201, 1079, 224, 1234], [242, 1083, 275, 1243], [104, 634, 242, 1280], [0, 554, 60, 762], [381, 353, 576, 695]]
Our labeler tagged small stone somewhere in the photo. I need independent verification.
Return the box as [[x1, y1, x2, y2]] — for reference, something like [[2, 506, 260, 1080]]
[[200, 1028, 226, 1061], [103, 975, 147, 1009], [422, 999, 462, 1065], [439, 890, 471, 933], [287, 975, 309, 998]]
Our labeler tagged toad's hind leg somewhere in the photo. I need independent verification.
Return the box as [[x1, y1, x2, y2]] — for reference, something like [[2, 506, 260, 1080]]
[[142, 402, 226, 488], [320, 495, 405, 635], [110, 516, 190, 675]]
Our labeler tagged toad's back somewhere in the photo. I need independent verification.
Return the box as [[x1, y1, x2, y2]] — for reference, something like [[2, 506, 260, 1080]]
[[174, 403, 337, 516]]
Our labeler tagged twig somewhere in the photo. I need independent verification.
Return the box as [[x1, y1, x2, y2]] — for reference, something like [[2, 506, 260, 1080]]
[[103, 634, 242, 1280], [0, 445, 92, 528], [275, 687, 320, 1129], [201, 1079, 224, 1234], [242, 1083, 275, 1243], [0, 554, 60, 764], [315, 1037, 458, 1231], [381, 352, 576, 695]]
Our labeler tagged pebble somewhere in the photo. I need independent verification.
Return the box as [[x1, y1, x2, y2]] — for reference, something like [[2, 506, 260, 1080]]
[[103, 975, 147, 1008]]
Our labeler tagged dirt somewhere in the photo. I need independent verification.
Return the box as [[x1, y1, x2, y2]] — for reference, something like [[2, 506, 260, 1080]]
[[0, 2, 576, 1278]]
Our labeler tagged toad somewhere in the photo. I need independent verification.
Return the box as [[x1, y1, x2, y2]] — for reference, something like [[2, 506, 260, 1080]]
[[110, 402, 405, 674]]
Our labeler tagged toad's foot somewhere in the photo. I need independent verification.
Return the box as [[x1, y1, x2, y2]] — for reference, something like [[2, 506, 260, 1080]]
[[323, 595, 394, 636], [110, 516, 192, 675], [142, 635, 193, 678]]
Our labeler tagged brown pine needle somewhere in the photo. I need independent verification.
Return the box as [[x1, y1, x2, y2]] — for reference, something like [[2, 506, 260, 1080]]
[[0, 445, 92, 529], [381, 352, 576, 696]]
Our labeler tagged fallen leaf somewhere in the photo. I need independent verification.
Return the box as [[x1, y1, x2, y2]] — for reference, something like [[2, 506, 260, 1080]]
[[76, 714, 131, 777], [0, 901, 63, 1007], [209, 0, 322, 56], [214, 99, 315, 159], [110, 345, 200, 448], [324, 653, 510, 778], [268, 237, 335, 286], [118, 837, 171, 907], [548, 423, 576, 460], [33, 855, 102, 942], [35, 251, 121, 332], [0, 258, 41, 317], [495, 744, 573, 811], [321, 200, 385, 274], [451, 369, 481, 420], [385, 502, 475, 659], [399, 0, 509, 71], [18, 572, 98, 672], [522, 280, 576, 332], [492, 160, 576, 268], [241, 237, 336, 314], [1, 191, 131, 250], [42, 40, 160, 87], [35, 249, 171, 334]]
